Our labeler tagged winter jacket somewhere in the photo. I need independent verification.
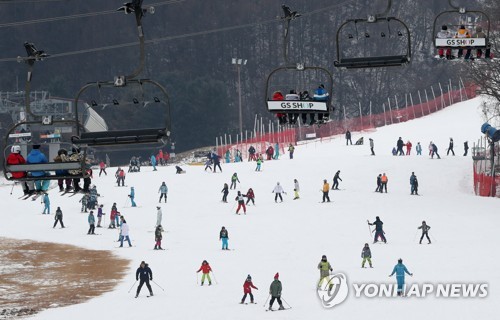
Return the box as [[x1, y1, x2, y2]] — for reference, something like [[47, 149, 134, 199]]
[[418, 224, 431, 233], [130, 188, 135, 198], [410, 174, 416, 185], [437, 29, 453, 39], [197, 264, 212, 274], [97, 207, 103, 217], [376, 176, 381, 185], [6, 153, 27, 178], [235, 194, 246, 203], [221, 186, 229, 194], [313, 87, 329, 101], [370, 219, 384, 231], [67, 152, 83, 175], [318, 260, 332, 278], [381, 175, 388, 183], [272, 184, 284, 193], [369, 139, 374, 148], [333, 172, 342, 182], [345, 131, 351, 139], [43, 194, 50, 205], [151, 155, 157, 166], [243, 280, 258, 293], [323, 183, 330, 192], [155, 227, 163, 240], [248, 146, 256, 154], [432, 144, 438, 152], [361, 247, 371, 258], [390, 263, 412, 278], [136, 265, 153, 281], [288, 145, 295, 153], [455, 27, 471, 39], [285, 92, 299, 100], [406, 142, 412, 149], [99, 162, 106, 169], [272, 92, 284, 100], [294, 181, 300, 192], [269, 279, 282, 297], [156, 209, 162, 226], [159, 184, 168, 194], [246, 189, 255, 199], [397, 139, 404, 148], [120, 222, 130, 236], [55, 209, 63, 219], [266, 147, 274, 156], [26, 149, 48, 177], [231, 174, 240, 182], [219, 229, 229, 239], [88, 214, 95, 225], [416, 144, 422, 153], [80, 195, 88, 205]]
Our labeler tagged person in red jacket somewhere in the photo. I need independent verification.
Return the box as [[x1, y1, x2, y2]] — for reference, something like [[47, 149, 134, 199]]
[[405, 141, 412, 155], [272, 91, 287, 125], [6, 145, 30, 195], [245, 188, 255, 205], [240, 275, 258, 304], [196, 260, 212, 286], [266, 146, 274, 161]]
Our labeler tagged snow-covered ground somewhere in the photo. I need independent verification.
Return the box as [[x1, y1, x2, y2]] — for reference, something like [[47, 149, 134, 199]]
[[1, 97, 498, 319]]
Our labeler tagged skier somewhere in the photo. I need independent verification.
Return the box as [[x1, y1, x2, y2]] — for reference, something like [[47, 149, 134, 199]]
[[345, 130, 352, 145], [332, 170, 342, 190], [272, 182, 286, 203], [88, 210, 95, 235], [212, 152, 222, 173], [68, 147, 83, 192], [204, 158, 213, 172], [368, 216, 387, 243], [158, 182, 168, 203], [288, 144, 295, 159], [437, 25, 453, 59], [389, 258, 413, 296], [361, 243, 373, 268], [375, 174, 382, 192], [447, 138, 455, 156], [116, 168, 125, 186], [235, 191, 247, 214], [88, 186, 99, 210], [219, 226, 229, 250], [156, 206, 163, 227], [268, 273, 284, 311], [7, 145, 33, 195], [416, 142, 422, 155], [154, 225, 164, 250], [135, 261, 153, 297], [150, 154, 157, 171], [255, 157, 262, 171], [431, 142, 441, 159], [369, 138, 375, 155], [293, 179, 300, 200], [322, 180, 331, 202], [42, 193, 50, 215], [241, 275, 258, 304], [245, 188, 255, 205], [99, 161, 107, 176], [196, 260, 212, 286], [27, 144, 49, 192], [221, 183, 229, 203], [53, 207, 65, 228], [54, 148, 72, 192], [129, 187, 137, 207], [396, 137, 405, 156], [97, 204, 104, 228], [230, 173, 240, 190], [418, 221, 431, 244], [109, 203, 119, 229], [273, 142, 280, 159], [317, 255, 333, 287], [225, 149, 231, 163], [410, 172, 418, 195], [248, 145, 256, 161], [464, 141, 469, 156], [119, 218, 132, 247], [266, 145, 274, 161], [380, 173, 388, 193], [406, 140, 412, 155]]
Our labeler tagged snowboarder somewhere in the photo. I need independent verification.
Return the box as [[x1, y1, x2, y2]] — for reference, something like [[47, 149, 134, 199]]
[[219, 226, 229, 250], [268, 273, 284, 310], [369, 138, 375, 155], [42, 193, 50, 215], [361, 243, 373, 268], [230, 173, 240, 190], [389, 258, 413, 296], [345, 130, 352, 145], [129, 187, 137, 207], [332, 170, 342, 190], [235, 191, 247, 214], [396, 137, 405, 156], [431, 142, 441, 159], [317, 255, 333, 287], [241, 275, 258, 304], [272, 182, 286, 203], [221, 183, 229, 203], [410, 172, 418, 195], [156, 206, 163, 227], [416, 142, 422, 155], [196, 260, 212, 286], [96, 204, 104, 227], [322, 180, 331, 202], [245, 188, 255, 205], [288, 144, 295, 159], [418, 221, 431, 244], [375, 174, 382, 192], [53, 207, 64, 228], [135, 261, 153, 297], [255, 157, 262, 171], [368, 216, 387, 243], [175, 165, 185, 174], [119, 218, 132, 247], [88, 211, 95, 235], [464, 141, 469, 156], [380, 173, 388, 193], [293, 179, 300, 200], [158, 182, 168, 203], [447, 138, 455, 156], [154, 225, 164, 250]]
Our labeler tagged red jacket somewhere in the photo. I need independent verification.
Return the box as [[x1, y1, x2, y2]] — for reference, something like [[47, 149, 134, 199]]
[[243, 280, 257, 293], [99, 161, 106, 169], [197, 264, 212, 274], [6, 153, 26, 178], [246, 190, 255, 199], [272, 92, 284, 101]]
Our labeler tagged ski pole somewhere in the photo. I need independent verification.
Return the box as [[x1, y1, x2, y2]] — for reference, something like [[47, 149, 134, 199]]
[[10, 182, 17, 195], [196, 272, 199, 285], [127, 280, 137, 293], [263, 294, 270, 307], [152, 280, 165, 291], [367, 220, 372, 238], [211, 271, 218, 284], [281, 297, 292, 309]]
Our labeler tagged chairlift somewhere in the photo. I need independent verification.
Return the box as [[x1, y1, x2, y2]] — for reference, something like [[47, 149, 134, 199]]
[[334, 0, 412, 69]]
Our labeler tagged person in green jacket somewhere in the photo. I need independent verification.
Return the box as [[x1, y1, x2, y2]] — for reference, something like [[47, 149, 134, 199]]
[[230, 173, 240, 190], [255, 158, 262, 171], [317, 255, 333, 287], [269, 273, 284, 310]]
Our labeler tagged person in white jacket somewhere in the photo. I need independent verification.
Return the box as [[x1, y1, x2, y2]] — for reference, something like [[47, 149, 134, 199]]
[[272, 182, 286, 203], [119, 218, 132, 247], [293, 179, 300, 200], [156, 206, 163, 227]]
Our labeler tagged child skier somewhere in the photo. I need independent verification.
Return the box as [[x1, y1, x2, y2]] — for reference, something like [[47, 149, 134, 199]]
[[240, 275, 258, 304], [317, 255, 333, 287], [129, 186, 137, 207], [235, 191, 247, 214], [332, 170, 342, 190], [87, 211, 95, 235], [221, 183, 229, 203], [96, 204, 104, 227], [230, 173, 240, 189], [219, 226, 229, 250], [268, 273, 284, 310], [293, 179, 300, 200], [42, 193, 50, 215], [255, 157, 262, 171], [158, 182, 168, 203], [418, 221, 431, 244], [322, 179, 331, 202], [196, 260, 213, 286], [245, 188, 255, 205], [154, 225, 164, 250], [79, 193, 89, 213], [361, 243, 373, 268]]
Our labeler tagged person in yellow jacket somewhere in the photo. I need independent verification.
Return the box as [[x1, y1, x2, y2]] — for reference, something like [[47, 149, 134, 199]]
[[322, 179, 331, 202], [317, 255, 333, 288], [454, 25, 471, 59]]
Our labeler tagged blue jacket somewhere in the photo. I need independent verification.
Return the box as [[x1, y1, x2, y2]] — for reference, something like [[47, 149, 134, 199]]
[[88, 214, 95, 224], [130, 188, 135, 198], [313, 87, 329, 101], [27, 149, 48, 177], [390, 263, 411, 278], [410, 174, 416, 185], [159, 184, 168, 193], [151, 155, 157, 165], [136, 265, 153, 281], [43, 194, 50, 205]]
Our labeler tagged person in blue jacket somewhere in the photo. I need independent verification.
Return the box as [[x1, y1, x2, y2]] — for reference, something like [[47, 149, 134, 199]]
[[42, 193, 50, 214], [135, 261, 153, 298], [129, 186, 137, 207], [150, 154, 157, 171], [27, 144, 49, 191], [87, 210, 95, 235], [389, 258, 413, 296]]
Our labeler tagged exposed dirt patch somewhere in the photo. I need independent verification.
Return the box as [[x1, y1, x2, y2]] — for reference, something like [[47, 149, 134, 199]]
[[0, 237, 129, 319]]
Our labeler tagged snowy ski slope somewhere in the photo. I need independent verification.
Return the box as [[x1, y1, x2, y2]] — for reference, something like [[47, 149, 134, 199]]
[[1, 97, 498, 319]]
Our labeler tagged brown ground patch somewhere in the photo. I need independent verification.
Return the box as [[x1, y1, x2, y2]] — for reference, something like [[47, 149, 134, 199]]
[[0, 237, 129, 319]]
